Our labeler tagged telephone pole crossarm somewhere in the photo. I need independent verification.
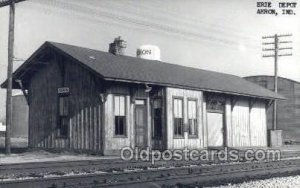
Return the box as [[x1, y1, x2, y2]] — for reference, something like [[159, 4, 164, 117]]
[[0, 0, 25, 7]]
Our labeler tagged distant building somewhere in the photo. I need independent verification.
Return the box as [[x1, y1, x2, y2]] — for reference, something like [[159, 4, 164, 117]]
[[0, 122, 5, 137], [245, 76, 300, 143], [0, 94, 28, 138], [11, 93, 29, 138]]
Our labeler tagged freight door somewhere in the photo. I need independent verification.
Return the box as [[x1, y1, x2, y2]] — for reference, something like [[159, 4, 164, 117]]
[[207, 112, 224, 147]]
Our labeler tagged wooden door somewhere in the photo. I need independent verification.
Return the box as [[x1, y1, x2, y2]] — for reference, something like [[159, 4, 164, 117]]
[[207, 112, 224, 147], [135, 101, 147, 148]]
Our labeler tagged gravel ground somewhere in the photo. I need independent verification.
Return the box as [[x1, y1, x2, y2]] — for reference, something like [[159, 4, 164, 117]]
[[209, 175, 300, 188], [0, 150, 118, 164], [0, 137, 28, 148]]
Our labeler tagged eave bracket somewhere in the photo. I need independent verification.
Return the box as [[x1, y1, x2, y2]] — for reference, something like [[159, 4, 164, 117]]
[[231, 96, 238, 111], [15, 79, 29, 105]]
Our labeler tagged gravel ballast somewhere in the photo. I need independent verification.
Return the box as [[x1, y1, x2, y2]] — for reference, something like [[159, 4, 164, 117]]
[[210, 175, 300, 188]]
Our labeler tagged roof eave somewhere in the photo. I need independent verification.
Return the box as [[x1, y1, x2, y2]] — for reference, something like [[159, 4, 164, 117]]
[[1, 42, 53, 90], [104, 77, 286, 100]]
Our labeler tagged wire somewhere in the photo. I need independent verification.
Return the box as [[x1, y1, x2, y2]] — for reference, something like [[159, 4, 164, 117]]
[[105, 0, 259, 41], [81, 0, 260, 44], [27, 0, 260, 49]]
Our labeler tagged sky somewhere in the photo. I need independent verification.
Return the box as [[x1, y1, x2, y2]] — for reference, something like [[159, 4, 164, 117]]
[[0, 0, 299, 120]]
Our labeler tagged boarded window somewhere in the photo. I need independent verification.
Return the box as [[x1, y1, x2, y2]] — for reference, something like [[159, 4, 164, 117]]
[[58, 96, 69, 138], [206, 95, 225, 113], [173, 98, 183, 137], [114, 95, 126, 136], [188, 100, 197, 136], [59, 96, 69, 116]]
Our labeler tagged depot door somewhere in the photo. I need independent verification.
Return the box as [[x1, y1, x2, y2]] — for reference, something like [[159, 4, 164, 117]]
[[207, 112, 224, 147], [135, 100, 147, 148]]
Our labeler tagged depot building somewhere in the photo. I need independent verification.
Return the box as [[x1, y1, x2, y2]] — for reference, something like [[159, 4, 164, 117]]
[[1, 37, 284, 155]]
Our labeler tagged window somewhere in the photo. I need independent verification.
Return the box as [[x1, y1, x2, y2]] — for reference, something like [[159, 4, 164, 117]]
[[188, 100, 197, 136], [59, 96, 69, 116], [173, 98, 183, 137], [58, 96, 69, 138], [114, 95, 126, 136], [153, 98, 162, 138]]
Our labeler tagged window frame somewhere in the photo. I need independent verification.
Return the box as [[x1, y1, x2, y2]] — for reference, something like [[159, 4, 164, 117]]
[[173, 97, 184, 139], [187, 98, 198, 138], [113, 94, 127, 137]]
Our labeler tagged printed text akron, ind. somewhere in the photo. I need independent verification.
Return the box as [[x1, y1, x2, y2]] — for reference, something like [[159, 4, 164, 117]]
[[257, 2, 297, 16]]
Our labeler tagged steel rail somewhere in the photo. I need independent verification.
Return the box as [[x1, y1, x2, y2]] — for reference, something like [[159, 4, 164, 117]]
[[0, 150, 298, 178], [1, 158, 300, 187]]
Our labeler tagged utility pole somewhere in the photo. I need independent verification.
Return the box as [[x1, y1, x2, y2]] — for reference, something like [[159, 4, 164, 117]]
[[262, 34, 293, 130], [0, 0, 26, 155]]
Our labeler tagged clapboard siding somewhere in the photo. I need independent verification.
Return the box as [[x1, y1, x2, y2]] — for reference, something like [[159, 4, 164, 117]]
[[28, 55, 103, 153], [225, 98, 232, 147], [103, 84, 153, 154], [28, 58, 61, 148], [104, 92, 133, 153], [166, 88, 203, 149], [64, 59, 102, 152]]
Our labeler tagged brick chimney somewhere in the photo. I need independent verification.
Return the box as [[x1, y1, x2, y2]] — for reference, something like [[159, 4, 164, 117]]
[[109, 36, 127, 55]]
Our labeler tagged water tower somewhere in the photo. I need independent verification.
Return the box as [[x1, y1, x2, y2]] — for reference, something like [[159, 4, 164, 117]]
[[136, 45, 161, 61]]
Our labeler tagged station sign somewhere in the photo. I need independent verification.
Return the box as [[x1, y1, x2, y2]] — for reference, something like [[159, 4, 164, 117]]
[[58, 87, 70, 95]]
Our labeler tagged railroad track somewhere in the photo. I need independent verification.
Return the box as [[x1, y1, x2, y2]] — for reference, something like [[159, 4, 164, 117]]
[[0, 157, 207, 178], [0, 149, 300, 187], [1, 148, 299, 177], [1, 158, 300, 188]]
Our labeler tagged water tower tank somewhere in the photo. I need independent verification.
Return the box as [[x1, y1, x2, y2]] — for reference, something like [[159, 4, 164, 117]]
[[136, 45, 161, 61]]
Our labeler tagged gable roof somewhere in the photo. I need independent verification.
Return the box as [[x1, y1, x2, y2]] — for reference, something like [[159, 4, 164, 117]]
[[1, 41, 285, 100]]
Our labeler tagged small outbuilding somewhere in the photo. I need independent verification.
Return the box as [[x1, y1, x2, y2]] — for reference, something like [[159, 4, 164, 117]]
[[1, 41, 284, 155], [11, 93, 29, 138]]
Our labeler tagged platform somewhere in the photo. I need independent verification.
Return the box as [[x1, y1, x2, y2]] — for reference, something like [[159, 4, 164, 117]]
[[0, 150, 118, 165]]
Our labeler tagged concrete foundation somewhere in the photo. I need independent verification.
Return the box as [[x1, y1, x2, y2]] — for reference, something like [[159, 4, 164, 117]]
[[269, 130, 283, 147]]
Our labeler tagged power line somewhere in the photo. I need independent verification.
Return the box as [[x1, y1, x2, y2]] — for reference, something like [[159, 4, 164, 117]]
[[102, 0, 259, 41], [28, 0, 260, 49], [83, 0, 261, 46]]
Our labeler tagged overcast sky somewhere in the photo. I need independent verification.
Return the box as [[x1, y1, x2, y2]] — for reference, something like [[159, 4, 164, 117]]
[[0, 0, 299, 120]]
